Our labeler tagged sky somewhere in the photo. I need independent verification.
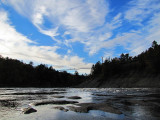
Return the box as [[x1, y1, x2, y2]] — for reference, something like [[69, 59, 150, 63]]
[[0, 0, 160, 74]]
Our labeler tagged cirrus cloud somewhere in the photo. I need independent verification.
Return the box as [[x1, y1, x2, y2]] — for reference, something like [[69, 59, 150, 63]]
[[1, 0, 160, 71], [0, 9, 92, 74]]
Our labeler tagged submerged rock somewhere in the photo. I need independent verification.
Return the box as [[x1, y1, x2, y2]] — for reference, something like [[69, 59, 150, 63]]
[[31, 100, 78, 106], [52, 88, 66, 91], [67, 96, 82, 99], [21, 107, 37, 114], [0, 100, 18, 107], [69, 103, 122, 114], [54, 106, 68, 112], [53, 96, 64, 98], [69, 106, 88, 113], [2, 91, 66, 95]]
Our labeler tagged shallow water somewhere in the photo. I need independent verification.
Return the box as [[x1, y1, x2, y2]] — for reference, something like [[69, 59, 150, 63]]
[[0, 88, 160, 120]]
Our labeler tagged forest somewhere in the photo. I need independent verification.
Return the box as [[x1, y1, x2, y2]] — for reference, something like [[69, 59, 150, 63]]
[[89, 41, 160, 87], [0, 56, 86, 87], [0, 41, 160, 87]]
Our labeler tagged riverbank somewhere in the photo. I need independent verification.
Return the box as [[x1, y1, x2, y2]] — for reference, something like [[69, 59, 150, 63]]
[[76, 74, 160, 88]]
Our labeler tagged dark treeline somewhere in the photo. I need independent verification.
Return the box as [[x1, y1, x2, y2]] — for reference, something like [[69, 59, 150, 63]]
[[1, 41, 160, 88], [0, 56, 87, 87], [90, 41, 160, 82]]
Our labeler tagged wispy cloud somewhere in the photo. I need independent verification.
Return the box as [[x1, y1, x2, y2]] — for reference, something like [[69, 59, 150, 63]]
[[88, 0, 160, 57], [3, 0, 110, 53], [0, 9, 92, 73], [1, 0, 160, 65], [125, 0, 160, 23]]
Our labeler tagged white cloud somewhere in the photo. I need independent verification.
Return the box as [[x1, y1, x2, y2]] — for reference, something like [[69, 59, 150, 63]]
[[3, 0, 110, 53], [101, 11, 160, 57], [2, 0, 160, 61], [96, 0, 160, 57], [125, 0, 160, 23], [0, 10, 92, 74], [4, 0, 108, 35], [104, 50, 114, 59]]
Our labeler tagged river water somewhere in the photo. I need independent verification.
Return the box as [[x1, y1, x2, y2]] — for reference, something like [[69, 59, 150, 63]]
[[0, 88, 160, 120]]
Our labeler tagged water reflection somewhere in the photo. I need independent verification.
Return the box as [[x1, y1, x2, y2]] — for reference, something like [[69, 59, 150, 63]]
[[0, 88, 160, 120], [131, 104, 160, 120], [89, 110, 125, 119]]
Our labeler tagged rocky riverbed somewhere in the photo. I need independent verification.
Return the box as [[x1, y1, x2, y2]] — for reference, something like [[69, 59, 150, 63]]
[[0, 88, 160, 120]]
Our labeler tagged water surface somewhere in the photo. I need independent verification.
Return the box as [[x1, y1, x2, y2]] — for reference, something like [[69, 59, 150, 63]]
[[0, 88, 160, 120]]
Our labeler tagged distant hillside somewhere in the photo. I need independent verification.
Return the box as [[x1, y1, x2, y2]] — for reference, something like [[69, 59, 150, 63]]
[[0, 56, 86, 87], [77, 41, 160, 88]]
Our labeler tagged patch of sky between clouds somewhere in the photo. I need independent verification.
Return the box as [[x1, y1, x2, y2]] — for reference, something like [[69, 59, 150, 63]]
[[109, 24, 141, 40], [42, 15, 54, 30], [4, 5, 57, 47], [89, 48, 108, 63], [142, 11, 160, 26], [108, 0, 129, 16], [55, 45, 69, 56], [49, 24, 75, 47], [109, 0, 129, 9], [71, 41, 104, 63], [55, 41, 90, 62], [114, 45, 130, 57]]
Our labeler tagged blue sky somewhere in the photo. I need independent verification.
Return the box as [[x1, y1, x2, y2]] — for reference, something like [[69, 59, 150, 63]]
[[0, 0, 160, 74]]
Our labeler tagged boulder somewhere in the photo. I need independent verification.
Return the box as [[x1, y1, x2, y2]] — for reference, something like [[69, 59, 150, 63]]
[[67, 96, 82, 99], [21, 107, 37, 114], [31, 100, 78, 106], [53, 96, 64, 98], [54, 106, 68, 112], [69, 103, 122, 114]]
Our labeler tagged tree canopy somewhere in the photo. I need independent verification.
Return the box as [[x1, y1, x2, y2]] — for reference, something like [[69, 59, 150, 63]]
[[91, 41, 160, 80]]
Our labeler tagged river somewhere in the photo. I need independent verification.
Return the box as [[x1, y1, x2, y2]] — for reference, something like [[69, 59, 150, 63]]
[[0, 88, 160, 120]]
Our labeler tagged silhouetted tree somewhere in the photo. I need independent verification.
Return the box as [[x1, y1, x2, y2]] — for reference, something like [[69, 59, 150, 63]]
[[0, 56, 86, 87], [90, 40, 160, 81]]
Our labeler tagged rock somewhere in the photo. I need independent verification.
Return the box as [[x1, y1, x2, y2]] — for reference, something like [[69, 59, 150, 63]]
[[54, 106, 68, 112], [52, 89, 66, 91], [67, 96, 82, 99], [69, 106, 88, 113], [126, 100, 152, 106], [92, 94, 112, 96], [21, 107, 37, 114], [53, 96, 64, 98], [69, 103, 122, 114], [31, 100, 78, 106], [0, 100, 18, 107], [2, 91, 66, 95]]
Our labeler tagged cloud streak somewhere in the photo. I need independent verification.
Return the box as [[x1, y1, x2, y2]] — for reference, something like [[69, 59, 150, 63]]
[[1, 0, 160, 73], [3, 0, 110, 52], [0, 9, 92, 74]]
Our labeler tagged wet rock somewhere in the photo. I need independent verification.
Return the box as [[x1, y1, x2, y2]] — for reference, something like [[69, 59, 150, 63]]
[[54, 106, 68, 112], [2, 91, 66, 95], [0, 100, 18, 107], [5, 88, 14, 90], [67, 96, 82, 99], [52, 88, 66, 91], [144, 94, 160, 98], [115, 95, 136, 99], [106, 97, 160, 107], [69, 103, 122, 114], [31, 100, 78, 106], [21, 107, 37, 114], [127, 100, 153, 106], [121, 100, 133, 106], [69, 106, 89, 113], [92, 93, 113, 96], [53, 96, 64, 98]]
